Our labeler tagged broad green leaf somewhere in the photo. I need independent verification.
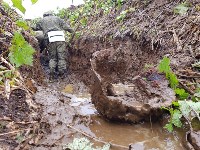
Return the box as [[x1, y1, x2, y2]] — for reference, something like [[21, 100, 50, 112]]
[[179, 101, 191, 118], [16, 20, 29, 30], [171, 109, 182, 127], [175, 88, 189, 100], [31, 0, 38, 4], [158, 57, 171, 74], [11, 0, 26, 14], [164, 123, 173, 132], [11, 32, 26, 47], [187, 101, 200, 118], [9, 32, 35, 67]]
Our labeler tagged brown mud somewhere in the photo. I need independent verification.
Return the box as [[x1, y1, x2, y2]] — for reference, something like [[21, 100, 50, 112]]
[[27, 78, 186, 150], [1, 0, 200, 149]]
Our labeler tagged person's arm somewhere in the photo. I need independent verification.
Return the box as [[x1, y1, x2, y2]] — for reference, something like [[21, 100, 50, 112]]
[[60, 18, 74, 33], [35, 20, 42, 31]]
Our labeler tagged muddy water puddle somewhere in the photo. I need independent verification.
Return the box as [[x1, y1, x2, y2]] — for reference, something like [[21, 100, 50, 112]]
[[88, 116, 185, 150], [35, 82, 186, 150]]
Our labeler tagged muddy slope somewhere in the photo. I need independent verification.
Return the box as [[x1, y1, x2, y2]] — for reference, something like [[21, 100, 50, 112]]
[[70, 0, 199, 80]]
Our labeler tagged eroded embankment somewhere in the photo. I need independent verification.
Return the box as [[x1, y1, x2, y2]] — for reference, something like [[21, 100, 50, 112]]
[[66, 0, 199, 123], [63, 1, 200, 148]]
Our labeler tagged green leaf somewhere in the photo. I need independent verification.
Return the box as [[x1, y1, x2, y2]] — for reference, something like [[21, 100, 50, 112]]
[[80, 17, 87, 26], [175, 88, 189, 100], [11, 32, 26, 47], [31, 0, 38, 4], [174, 2, 189, 15], [194, 91, 200, 98], [158, 57, 171, 74], [11, 0, 26, 14], [16, 20, 29, 30], [179, 100, 200, 121], [179, 101, 191, 118], [187, 101, 200, 117], [168, 72, 179, 89], [4, 71, 12, 78], [164, 123, 173, 132], [9, 32, 35, 67], [171, 109, 182, 128], [172, 101, 179, 107]]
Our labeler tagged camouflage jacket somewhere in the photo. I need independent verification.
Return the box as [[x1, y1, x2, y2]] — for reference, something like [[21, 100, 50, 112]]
[[36, 15, 73, 38]]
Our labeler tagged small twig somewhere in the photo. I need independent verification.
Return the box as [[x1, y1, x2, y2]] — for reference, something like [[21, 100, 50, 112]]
[[176, 73, 200, 78], [0, 117, 12, 121], [0, 129, 29, 136], [0, 57, 15, 71], [172, 29, 182, 52], [150, 115, 153, 133], [179, 81, 195, 95], [15, 121, 38, 125], [182, 113, 193, 132], [67, 124, 129, 149], [5, 79, 10, 99]]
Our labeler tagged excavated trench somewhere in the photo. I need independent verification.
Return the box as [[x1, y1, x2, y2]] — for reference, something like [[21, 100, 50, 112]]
[[29, 31, 197, 149], [0, 27, 198, 150], [1, 0, 200, 149]]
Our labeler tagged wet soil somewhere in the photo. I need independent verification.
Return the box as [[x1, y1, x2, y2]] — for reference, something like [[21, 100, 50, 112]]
[[1, 0, 200, 149], [29, 76, 186, 150]]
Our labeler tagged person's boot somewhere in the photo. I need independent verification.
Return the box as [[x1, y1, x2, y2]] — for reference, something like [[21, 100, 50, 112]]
[[49, 71, 55, 82], [59, 71, 65, 79]]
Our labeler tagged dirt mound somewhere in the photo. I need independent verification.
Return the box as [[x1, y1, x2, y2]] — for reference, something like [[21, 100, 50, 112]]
[[90, 68, 175, 123]]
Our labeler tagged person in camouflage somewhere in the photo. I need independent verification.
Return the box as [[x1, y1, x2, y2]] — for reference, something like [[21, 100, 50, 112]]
[[36, 11, 73, 80]]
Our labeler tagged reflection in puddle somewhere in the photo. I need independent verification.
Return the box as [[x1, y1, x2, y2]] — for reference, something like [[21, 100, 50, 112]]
[[62, 92, 96, 116], [89, 116, 185, 150]]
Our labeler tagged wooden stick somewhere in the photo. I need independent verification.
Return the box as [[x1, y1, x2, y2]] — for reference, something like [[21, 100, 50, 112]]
[[176, 73, 200, 78], [0, 117, 12, 121], [0, 129, 29, 136], [67, 124, 129, 149], [179, 81, 195, 95]]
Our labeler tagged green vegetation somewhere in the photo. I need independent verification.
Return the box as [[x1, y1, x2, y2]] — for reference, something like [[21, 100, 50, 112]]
[[10, 0, 38, 14], [55, 0, 126, 40], [158, 57, 178, 89], [9, 32, 35, 67], [16, 20, 30, 30], [158, 57, 200, 132], [174, 2, 190, 15], [63, 137, 110, 150]]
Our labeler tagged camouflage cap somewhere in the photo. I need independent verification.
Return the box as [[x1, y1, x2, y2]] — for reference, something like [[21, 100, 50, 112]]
[[43, 11, 54, 17]]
